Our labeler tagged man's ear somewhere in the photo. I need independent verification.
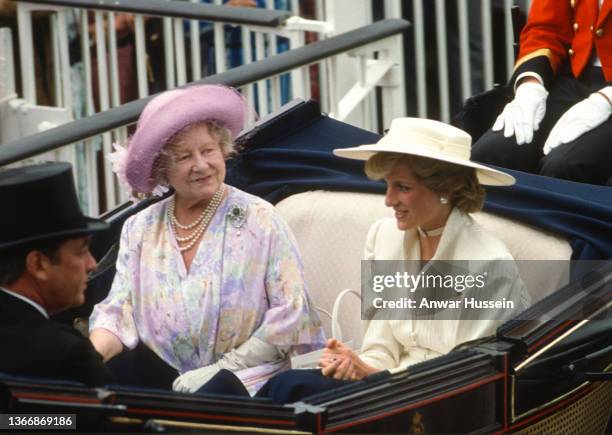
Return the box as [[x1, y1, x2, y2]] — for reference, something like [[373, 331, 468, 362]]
[[25, 250, 52, 281]]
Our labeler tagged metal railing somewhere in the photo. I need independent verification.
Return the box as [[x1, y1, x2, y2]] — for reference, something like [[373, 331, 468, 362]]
[[0, 18, 410, 212], [13, 0, 292, 102], [0, 0, 538, 213], [0, 0, 361, 213], [4, 0, 314, 213], [3, 0, 538, 127], [406, 0, 532, 122]]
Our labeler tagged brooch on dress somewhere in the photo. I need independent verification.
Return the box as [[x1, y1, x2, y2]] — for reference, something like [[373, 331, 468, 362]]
[[227, 204, 247, 235]]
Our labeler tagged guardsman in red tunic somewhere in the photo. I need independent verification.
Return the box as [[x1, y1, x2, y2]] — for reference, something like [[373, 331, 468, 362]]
[[472, 0, 612, 186]]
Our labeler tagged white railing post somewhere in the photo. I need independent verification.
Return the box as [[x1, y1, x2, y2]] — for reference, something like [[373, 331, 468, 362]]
[[254, 32, 270, 115], [504, 0, 514, 80], [290, 0, 299, 15], [79, 8, 99, 215], [174, 17, 187, 85], [94, 10, 117, 210], [107, 12, 121, 109], [94, 11, 110, 111], [50, 14, 62, 106], [315, 0, 329, 112], [241, 26, 255, 121], [434, 0, 450, 123], [287, 31, 305, 104], [80, 9, 94, 115], [16, 3, 36, 104], [382, 0, 406, 128], [134, 14, 149, 98], [481, 0, 494, 90], [0, 28, 15, 99], [189, 0, 202, 81], [267, 0, 281, 111], [324, 0, 337, 116], [108, 12, 129, 203], [163, 17, 176, 89], [0, 28, 16, 147], [213, 0, 227, 74], [457, 0, 471, 102], [54, 8, 77, 178], [412, 0, 427, 118], [56, 9, 72, 110]]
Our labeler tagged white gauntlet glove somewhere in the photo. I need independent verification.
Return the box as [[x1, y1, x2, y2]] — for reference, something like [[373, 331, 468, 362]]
[[492, 82, 549, 145], [172, 337, 288, 393], [172, 361, 223, 393], [543, 88, 612, 155]]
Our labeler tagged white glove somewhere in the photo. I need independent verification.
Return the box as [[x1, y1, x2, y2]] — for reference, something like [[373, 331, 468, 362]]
[[172, 337, 288, 393], [492, 82, 549, 145], [543, 90, 612, 155], [172, 361, 222, 393]]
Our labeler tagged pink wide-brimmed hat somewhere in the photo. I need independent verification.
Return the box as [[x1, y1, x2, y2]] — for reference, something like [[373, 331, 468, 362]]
[[125, 85, 248, 193]]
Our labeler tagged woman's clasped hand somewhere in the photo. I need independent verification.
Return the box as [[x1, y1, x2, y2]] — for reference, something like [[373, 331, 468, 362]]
[[319, 339, 379, 381]]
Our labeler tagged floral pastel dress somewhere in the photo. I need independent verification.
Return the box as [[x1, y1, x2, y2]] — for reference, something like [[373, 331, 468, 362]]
[[90, 185, 325, 392]]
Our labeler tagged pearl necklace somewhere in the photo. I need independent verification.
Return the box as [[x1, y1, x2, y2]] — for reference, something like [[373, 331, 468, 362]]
[[168, 187, 224, 252], [417, 225, 445, 238]]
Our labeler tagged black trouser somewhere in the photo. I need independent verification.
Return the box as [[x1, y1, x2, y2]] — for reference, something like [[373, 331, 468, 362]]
[[107, 343, 178, 389], [198, 369, 353, 404], [472, 66, 612, 186]]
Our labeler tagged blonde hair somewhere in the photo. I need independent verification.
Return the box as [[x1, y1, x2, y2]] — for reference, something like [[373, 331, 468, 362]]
[[365, 153, 485, 213], [150, 120, 234, 189]]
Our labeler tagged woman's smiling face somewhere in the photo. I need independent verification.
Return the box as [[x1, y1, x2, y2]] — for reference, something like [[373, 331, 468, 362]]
[[166, 123, 226, 203], [383, 160, 450, 231]]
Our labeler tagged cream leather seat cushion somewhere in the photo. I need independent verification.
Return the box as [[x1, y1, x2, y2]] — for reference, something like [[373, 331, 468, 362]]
[[275, 191, 572, 346]]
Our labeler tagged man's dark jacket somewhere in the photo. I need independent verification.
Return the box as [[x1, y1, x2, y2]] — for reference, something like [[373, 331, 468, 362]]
[[0, 290, 113, 386]]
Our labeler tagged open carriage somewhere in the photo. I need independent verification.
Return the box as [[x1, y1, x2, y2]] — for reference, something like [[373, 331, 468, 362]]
[[1, 100, 610, 433]]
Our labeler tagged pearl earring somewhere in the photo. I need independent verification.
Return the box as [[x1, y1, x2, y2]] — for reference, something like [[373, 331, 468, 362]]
[[440, 197, 449, 204]]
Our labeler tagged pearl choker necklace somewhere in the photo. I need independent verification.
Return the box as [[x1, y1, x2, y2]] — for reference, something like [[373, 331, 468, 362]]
[[417, 225, 445, 238], [168, 187, 224, 252]]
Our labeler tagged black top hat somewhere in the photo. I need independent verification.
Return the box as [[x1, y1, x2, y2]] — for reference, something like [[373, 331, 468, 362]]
[[0, 162, 109, 251]]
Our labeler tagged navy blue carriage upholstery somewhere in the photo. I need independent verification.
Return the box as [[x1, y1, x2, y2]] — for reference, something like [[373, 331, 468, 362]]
[[226, 100, 612, 261]]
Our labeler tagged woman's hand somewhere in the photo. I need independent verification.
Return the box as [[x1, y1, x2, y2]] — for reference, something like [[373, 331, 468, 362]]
[[89, 328, 123, 362], [318, 339, 379, 381], [173, 363, 222, 393]]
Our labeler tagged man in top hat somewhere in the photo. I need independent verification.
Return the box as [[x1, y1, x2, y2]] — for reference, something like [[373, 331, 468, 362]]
[[0, 162, 113, 386]]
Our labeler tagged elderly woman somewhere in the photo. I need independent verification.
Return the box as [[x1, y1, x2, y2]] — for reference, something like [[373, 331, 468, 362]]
[[198, 117, 530, 401], [89, 85, 325, 394]]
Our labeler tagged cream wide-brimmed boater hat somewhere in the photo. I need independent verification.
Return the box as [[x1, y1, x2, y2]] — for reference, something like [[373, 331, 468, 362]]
[[333, 117, 515, 186]]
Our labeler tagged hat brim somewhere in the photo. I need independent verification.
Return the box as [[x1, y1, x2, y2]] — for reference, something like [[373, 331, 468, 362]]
[[0, 218, 109, 251], [333, 143, 515, 186]]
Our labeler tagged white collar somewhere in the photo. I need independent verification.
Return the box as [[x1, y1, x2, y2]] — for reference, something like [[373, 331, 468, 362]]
[[0, 287, 49, 319]]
